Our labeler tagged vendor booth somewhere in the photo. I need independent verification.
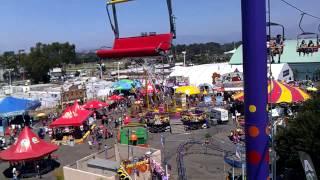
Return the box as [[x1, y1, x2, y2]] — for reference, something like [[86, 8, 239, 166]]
[[0, 96, 41, 136], [50, 101, 93, 144]]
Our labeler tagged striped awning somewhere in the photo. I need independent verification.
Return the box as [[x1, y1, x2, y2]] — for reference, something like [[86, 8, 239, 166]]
[[233, 80, 310, 103]]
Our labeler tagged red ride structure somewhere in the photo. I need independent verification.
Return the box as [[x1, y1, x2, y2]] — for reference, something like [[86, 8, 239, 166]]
[[96, 0, 176, 59]]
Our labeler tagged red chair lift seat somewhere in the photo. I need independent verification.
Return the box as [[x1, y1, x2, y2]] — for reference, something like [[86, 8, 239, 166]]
[[97, 33, 173, 58]]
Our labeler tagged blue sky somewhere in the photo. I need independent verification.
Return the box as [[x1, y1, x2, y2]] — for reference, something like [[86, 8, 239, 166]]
[[1, 0, 320, 52]]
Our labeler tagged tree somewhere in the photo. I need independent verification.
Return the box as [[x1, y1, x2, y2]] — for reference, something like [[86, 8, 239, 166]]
[[275, 95, 320, 179], [21, 42, 76, 83]]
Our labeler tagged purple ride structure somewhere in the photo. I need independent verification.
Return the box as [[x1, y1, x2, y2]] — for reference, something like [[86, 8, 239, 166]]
[[241, 0, 269, 179]]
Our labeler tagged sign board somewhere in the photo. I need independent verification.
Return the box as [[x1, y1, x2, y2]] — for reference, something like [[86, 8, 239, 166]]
[[61, 85, 86, 104], [299, 151, 318, 180]]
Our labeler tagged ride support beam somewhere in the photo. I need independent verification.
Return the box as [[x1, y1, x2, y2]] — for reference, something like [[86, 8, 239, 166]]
[[107, 0, 131, 5], [241, 0, 269, 179]]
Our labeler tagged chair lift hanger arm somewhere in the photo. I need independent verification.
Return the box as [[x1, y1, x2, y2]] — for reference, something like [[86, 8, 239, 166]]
[[107, 0, 176, 38], [299, 13, 306, 33], [166, 0, 176, 39]]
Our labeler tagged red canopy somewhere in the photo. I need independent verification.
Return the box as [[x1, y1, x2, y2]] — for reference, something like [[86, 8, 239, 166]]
[[96, 33, 173, 59], [83, 99, 109, 109], [50, 102, 93, 127], [108, 95, 124, 101], [140, 83, 159, 95], [0, 127, 58, 161]]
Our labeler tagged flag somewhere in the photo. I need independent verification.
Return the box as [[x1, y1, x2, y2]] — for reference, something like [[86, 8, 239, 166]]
[[298, 151, 318, 180]]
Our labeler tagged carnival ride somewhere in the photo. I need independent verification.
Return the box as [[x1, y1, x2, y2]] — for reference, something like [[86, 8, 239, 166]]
[[95, 0, 320, 179], [296, 13, 319, 55], [118, 123, 148, 146], [180, 109, 208, 130], [96, 0, 176, 59]]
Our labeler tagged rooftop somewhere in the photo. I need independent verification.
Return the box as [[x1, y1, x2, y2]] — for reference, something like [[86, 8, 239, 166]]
[[229, 39, 320, 65]]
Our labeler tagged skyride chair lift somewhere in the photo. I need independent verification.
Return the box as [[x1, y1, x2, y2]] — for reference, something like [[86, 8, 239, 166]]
[[267, 22, 285, 63], [96, 0, 176, 59], [296, 13, 319, 56]]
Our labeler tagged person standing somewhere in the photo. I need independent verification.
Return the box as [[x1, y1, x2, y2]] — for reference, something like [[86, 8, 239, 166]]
[[12, 167, 17, 180]]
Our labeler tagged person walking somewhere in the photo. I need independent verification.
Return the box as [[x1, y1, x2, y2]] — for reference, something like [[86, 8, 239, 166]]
[[88, 134, 93, 149]]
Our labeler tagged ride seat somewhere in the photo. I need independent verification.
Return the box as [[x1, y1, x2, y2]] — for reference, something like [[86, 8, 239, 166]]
[[97, 33, 173, 58]]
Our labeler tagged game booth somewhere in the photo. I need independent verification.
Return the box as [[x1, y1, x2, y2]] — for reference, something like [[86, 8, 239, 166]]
[[49, 101, 94, 145]]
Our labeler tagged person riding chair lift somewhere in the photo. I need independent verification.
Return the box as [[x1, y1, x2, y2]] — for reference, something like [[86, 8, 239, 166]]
[[296, 13, 319, 56], [266, 22, 285, 63]]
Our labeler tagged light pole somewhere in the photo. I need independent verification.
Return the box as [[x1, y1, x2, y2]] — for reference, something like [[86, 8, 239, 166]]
[[114, 61, 123, 80], [7, 68, 14, 94], [97, 62, 104, 79], [182, 51, 186, 67], [18, 49, 25, 80]]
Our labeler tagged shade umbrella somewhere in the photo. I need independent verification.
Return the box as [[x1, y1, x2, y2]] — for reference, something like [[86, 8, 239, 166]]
[[175, 86, 201, 95], [306, 87, 318, 92], [108, 95, 125, 101], [36, 113, 47, 118], [112, 81, 133, 91], [0, 127, 58, 161], [233, 80, 310, 103], [83, 100, 109, 109], [133, 80, 142, 88], [118, 79, 134, 84]]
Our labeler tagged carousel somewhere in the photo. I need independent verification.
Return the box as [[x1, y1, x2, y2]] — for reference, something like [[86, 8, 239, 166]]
[[180, 109, 208, 130], [144, 112, 170, 133], [0, 127, 59, 178]]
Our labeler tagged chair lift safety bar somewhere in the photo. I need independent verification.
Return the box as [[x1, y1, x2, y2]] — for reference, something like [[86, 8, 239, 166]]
[[96, 0, 176, 59]]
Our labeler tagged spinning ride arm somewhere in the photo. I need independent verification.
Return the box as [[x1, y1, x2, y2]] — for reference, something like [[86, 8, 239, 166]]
[[166, 0, 176, 38]]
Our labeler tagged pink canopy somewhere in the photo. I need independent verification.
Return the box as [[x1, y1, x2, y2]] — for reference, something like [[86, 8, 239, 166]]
[[0, 127, 58, 161], [108, 95, 125, 101], [50, 101, 93, 127], [83, 99, 109, 109]]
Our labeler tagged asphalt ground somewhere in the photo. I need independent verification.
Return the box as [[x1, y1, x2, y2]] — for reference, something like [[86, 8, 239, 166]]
[[0, 113, 237, 180]]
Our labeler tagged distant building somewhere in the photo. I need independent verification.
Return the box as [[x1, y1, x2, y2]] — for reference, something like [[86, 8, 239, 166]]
[[229, 39, 320, 81]]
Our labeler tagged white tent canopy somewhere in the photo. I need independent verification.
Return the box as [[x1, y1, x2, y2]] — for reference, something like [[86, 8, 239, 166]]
[[169, 63, 243, 86], [169, 63, 294, 87]]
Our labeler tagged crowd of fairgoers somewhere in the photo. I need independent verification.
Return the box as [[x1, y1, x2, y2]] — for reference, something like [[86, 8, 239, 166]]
[[0, 61, 316, 179]]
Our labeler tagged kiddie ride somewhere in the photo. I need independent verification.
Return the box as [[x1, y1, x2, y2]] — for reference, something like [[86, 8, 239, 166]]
[[180, 109, 209, 130], [144, 112, 170, 133], [118, 123, 148, 146]]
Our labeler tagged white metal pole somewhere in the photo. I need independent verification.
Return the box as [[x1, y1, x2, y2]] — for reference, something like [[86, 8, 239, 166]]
[[100, 65, 103, 79], [223, 151, 225, 180], [183, 53, 186, 67], [117, 62, 120, 80], [9, 70, 12, 93], [232, 156, 235, 180]]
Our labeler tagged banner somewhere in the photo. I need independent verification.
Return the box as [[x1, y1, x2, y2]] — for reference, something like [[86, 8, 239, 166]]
[[298, 151, 318, 180]]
